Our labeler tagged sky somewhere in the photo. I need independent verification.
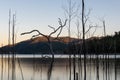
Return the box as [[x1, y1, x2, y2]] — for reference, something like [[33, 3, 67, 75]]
[[0, 0, 120, 46]]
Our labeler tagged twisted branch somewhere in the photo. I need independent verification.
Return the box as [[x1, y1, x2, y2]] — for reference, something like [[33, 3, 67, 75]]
[[21, 18, 67, 80]]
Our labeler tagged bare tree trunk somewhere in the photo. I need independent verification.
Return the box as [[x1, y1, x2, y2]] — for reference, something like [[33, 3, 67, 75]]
[[63, 0, 78, 79], [31, 54, 35, 80], [79, 51, 82, 80], [69, 55, 72, 80], [108, 52, 110, 80], [12, 14, 16, 80], [1, 47, 3, 80], [8, 9, 11, 80], [68, 0, 71, 38], [103, 21, 106, 37], [8, 10, 11, 45], [81, 0, 86, 80], [89, 53, 92, 80], [68, 1, 72, 79], [73, 43, 76, 80], [103, 21, 108, 80], [114, 40, 117, 80], [102, 20, 106, 80], [40, 59, 42, 80], [96, 54, 99, 80], [47, 39, 54, 80], [17, 58, 24, 80], [103, 53, 105, 80]]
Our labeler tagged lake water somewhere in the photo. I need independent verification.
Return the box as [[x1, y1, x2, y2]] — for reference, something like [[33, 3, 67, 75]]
[[0, 55, 120, 80]]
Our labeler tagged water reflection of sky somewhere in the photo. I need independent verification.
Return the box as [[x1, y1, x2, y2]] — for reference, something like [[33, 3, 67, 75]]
[[0, 54, 120, 58], [0, 58, 120, 80]]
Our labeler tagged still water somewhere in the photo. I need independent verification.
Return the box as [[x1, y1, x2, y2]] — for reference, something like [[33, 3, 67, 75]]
[[0, 55, 120, 80]]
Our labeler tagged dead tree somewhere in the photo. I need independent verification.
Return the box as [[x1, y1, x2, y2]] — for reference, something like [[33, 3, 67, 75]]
[[21, 18, 67, 80], [76, 19, 81, 39], [12, 14, 16, 80], [103, 20, 106, 36], [75, 20, 82, 80], [78, 1, 102, 79], [63, 1, 79, 80], [100, 19, 107, 80], [1, 44, 3, 80], [81, 0, 87, 80], [8, 9, 11, 80], [114, 40, 117, 80], [8, 9, 11, 46], [63, 0, 78, 38], [76, 5, 97, 80]]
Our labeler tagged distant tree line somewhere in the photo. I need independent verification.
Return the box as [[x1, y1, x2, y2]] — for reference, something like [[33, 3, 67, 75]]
[[67, 31, 120, 54]]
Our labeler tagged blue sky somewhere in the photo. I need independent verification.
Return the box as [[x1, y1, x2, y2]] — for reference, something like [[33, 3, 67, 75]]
[[0, 0, 120, 46]]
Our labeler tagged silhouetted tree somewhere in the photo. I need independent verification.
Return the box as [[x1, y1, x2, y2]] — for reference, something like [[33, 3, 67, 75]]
[[21, 18, 67, 80]]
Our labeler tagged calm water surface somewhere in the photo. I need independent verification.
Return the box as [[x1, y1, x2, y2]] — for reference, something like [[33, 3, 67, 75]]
[[0, 55, 120, 80]]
